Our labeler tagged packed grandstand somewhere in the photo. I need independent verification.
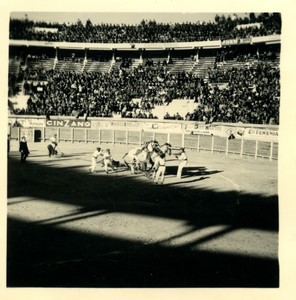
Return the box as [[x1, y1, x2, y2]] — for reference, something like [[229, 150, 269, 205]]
[[8, 13, 281, 125]]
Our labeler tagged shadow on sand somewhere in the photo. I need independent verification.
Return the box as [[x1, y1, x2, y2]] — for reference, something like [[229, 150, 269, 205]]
[[7, 155, 278, 287]]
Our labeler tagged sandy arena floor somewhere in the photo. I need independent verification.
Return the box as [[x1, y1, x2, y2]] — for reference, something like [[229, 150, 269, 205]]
[[7, 141, 278, 287]]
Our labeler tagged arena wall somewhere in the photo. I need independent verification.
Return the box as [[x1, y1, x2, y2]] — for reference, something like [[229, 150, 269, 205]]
[[8, 115, 279, 161]]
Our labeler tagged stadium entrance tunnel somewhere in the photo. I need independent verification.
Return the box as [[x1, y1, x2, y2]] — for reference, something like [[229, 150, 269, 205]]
[[34, 129, 42, 142]]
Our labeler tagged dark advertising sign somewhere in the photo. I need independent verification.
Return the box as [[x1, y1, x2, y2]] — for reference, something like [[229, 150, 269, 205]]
[[46, 119, 91, 128]]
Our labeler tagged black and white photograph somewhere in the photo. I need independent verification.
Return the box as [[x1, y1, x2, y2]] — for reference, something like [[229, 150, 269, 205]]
[[1, 0, 296, 299]]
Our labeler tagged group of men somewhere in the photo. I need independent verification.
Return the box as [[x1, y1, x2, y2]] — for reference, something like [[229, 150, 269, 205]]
[[47, 135, 117, 173], [15, 133, 188, 183], [90, 147, 117, 174], [90, 142, 188, 185], [150, 147, 188, 185]]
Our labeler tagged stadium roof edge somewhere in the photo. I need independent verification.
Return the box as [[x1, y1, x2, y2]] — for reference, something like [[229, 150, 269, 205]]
[[9, 34, 280, 50]]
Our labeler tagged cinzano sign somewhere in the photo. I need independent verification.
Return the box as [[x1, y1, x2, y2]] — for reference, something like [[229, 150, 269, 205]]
[[46, 120, 91, 128]]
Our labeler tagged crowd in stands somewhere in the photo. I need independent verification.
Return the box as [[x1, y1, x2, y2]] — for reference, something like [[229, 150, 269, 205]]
[[9, 13, 281, 43], [13, 59, 279, 124], [8, 13, 281, 125], [21, 65, 169, 119], [214, 49, 278, 66], [187, 63, 280, 124], [21, 63, 203, 119]]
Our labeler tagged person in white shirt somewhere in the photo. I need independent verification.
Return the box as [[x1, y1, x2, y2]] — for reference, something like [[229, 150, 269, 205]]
[[103, 149, 115, 174], [176, 148, 188, 179], [153, 152, 166, 185], [47, 134, 58, 157], [89, 147, 103, 173], [50, 134, 58, 148]]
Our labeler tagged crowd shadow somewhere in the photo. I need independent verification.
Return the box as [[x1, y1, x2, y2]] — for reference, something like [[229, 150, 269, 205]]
[[7, 154, 279, 287]]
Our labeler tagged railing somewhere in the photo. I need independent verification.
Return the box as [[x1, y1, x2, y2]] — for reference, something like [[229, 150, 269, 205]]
[[9, 126, 278, 161]]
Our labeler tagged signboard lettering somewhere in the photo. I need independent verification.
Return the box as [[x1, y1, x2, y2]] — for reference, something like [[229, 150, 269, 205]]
[[46, 120, 91, 128]]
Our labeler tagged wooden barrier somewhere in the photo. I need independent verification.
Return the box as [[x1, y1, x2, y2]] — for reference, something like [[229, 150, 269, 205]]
[[9, 125, 278, 160]]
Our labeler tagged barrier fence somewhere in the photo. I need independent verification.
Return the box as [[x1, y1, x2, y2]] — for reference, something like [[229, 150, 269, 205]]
[[9, 125, 278, 161]]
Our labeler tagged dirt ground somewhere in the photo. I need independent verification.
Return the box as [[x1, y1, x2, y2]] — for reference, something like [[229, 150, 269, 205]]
[[7, 140, 278, 287]]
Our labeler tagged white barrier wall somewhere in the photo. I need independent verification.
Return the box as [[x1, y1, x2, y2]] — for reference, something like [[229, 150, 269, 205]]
[[8, 116, 279, 160]]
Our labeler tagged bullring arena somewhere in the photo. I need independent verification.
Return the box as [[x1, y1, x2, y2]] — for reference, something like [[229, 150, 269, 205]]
[[7, 119, 278, 287], [7, 12, 280, 288]]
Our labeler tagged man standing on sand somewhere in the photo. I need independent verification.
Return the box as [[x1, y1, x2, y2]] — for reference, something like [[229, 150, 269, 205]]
[[153, 152, 166, 185], [176, 147, 188, 179], [103, 149, 115, 174], [89, 147, 104, 173], [19, 136, 30, 163]]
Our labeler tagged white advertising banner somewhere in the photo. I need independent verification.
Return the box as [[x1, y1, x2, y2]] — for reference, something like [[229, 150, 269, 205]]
[[185, 123, 214, 135], [9, 118, 45, 128], [92, 120, 182, 133], [243, 127, 279, 141], [143, 122, 182, 133], [91, 120, 143, 130], [185, 123, 278, 142], [218, 125, 278, 141]]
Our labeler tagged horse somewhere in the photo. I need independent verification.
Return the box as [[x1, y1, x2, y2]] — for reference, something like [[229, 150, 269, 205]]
[[123, 140, 159, 174], [143, 140, 159, 153], [150, 143, 172, 162], [122, 146, 149, 174], [146, 143, 172, 178]]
